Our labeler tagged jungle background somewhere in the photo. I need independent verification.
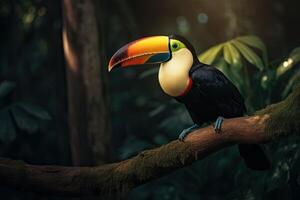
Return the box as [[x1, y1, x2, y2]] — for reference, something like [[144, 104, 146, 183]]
[[1, 0, 300, 199]]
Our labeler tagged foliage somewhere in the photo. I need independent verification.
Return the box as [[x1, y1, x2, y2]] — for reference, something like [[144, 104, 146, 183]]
[[0, 0, 70, 170], [0, 81, 51, 143], [198, 35, 300, 112]]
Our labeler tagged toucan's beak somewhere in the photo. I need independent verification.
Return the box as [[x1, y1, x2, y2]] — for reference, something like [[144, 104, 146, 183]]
[[108, 36, 171, 72]]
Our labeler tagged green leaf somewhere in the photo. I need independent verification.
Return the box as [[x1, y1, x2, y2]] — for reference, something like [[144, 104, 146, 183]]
[[267, 162, 290, 192], [0, 110, 16, 143], [198, 44, 223, 65], [149, 105, 166, 117], [223, 43, 233, 64], [237, 36, 268, 66], [232, 40, 264, 71], [0, 81, 16, 99], [223, 42, 242, 68], [282, 69, 300, 98], [291, 47, 300, 59], [260, 75, 269, 90], [215, 58, 231, 76], [10, 107, 39, 133], [15, 102, 51, 120], [276, 47, 300, 77]]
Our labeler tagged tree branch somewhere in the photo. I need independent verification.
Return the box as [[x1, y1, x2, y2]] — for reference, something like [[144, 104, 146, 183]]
[[0, 87, 299, 198]]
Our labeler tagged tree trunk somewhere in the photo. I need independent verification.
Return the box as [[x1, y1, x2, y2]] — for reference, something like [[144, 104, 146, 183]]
[[62, 0, 111, 166]]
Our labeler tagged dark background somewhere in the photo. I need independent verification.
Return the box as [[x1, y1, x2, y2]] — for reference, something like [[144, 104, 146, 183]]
[[0, 0, 300, 199]]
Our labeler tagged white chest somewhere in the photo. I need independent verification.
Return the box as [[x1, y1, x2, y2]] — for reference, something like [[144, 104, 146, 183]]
[[158, 48, 193, 97]]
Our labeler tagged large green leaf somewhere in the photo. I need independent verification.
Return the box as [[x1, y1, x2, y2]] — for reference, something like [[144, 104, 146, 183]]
[[215, 58, 233, 80], [237, 35, 268, 66], [232, 40, 264, 71], [198, 35, 266, 72], [0, 110, 16, 143], [277, 47, 300, 77], [15, 102, 51, 120], [0, 81, 16, 99], [198, 44, 223, 64], [10, 106, 39, 133]]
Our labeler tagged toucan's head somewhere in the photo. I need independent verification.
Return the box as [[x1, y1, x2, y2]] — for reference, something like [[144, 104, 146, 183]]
[[108, 35, 198, 97]]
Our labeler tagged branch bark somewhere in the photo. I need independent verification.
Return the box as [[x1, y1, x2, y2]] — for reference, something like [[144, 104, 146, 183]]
[[0, 87, 299, 198]]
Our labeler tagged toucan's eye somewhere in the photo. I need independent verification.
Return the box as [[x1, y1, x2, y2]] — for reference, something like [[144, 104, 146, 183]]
[[172, 43, 178, 49], [170, 39, 186, 52]]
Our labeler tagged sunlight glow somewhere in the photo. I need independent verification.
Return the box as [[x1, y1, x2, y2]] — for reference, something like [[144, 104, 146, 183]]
[[63, 28, 78, 73], [283, 58, 293, 68], [262, 75, 268, 81]]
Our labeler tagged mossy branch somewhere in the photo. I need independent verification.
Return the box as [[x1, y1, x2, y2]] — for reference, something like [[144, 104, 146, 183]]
[[0, 86, 300, 198]]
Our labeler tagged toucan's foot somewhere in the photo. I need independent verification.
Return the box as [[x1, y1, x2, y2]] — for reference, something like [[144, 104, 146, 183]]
[[214, 116, 224, 134], [178, 124, 200, 141]]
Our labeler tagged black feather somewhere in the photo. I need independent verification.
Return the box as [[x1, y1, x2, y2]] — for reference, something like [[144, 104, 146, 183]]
[[176, 63, 270, 170]]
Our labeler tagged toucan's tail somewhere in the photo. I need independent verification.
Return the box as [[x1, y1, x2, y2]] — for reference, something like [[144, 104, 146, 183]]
[[238, 144, 271, 170]]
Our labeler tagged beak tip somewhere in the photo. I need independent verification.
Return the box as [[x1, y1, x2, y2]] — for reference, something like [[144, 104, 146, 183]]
[[108, 59, 114, 72]]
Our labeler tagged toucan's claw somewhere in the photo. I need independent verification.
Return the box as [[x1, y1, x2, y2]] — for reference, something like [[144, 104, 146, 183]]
[[214, 116, 224, 134], [178, 131, 188, 141], [178, 124, 200, 141]]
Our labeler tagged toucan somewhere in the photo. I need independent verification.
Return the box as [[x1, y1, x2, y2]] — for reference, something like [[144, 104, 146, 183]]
[[108, 35, 271, 170]]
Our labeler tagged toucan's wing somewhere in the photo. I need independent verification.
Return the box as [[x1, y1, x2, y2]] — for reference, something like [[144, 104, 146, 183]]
[[190, 64, 271, 170], [189, 64, 246, 117]]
